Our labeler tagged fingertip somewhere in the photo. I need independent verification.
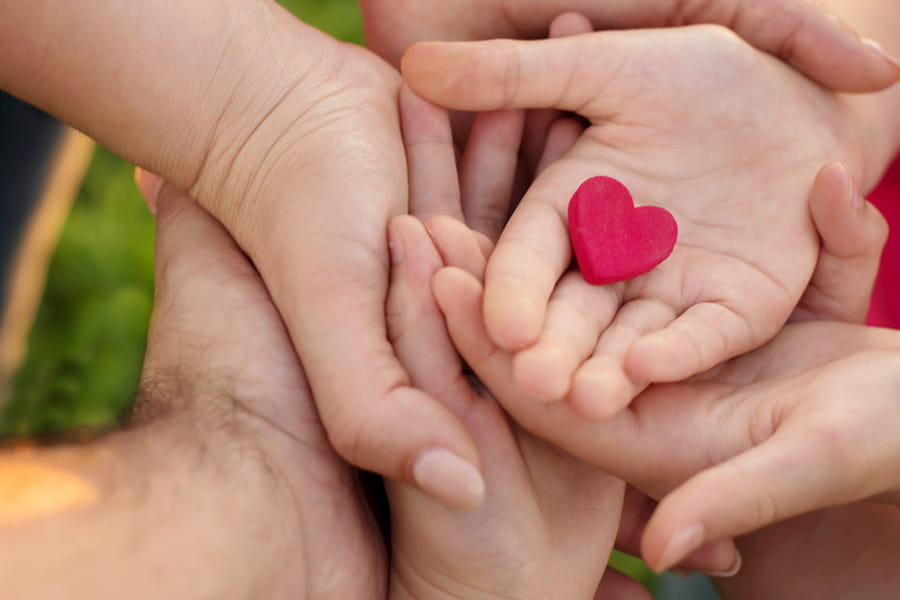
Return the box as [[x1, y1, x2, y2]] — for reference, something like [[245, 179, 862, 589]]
[[860, 38, 900, 83], [483, 282, 544, 350], [412, 446, 486, 510], [548, 12, 593, 38], [401, 41, 472, 103], [513, 343, 572, 402], [569, 362, 631, 421]]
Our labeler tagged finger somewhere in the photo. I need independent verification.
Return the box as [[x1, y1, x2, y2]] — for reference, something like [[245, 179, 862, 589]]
[[793, 162, 889, 323], [617, 487, 740, 578], [399, 83, 464, 222], [387, 216, 479, 419], [512, 271, 620, 402], [499, 0, 900, 92], [624, 301, 759, 383], [535, 116, 585, 174], [571, 298, 676, 420], [549, 11, 594, 38], [425, 215, 489, 280], [402, 34, 626, 113], [481, 160, 595, 350], [134, 167, 164, 215], [641, 430, 866, 573], [458, 109, 525, 242], [521, 12, 593, 174], [712, 0, 900, 92], [432, 266, 516, 390]]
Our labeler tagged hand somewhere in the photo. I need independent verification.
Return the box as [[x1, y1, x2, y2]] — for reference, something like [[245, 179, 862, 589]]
[[386, 87, 643, 600], [3, 0, 486, 509], [432, 267, 900, 572], [360, 0, 900, 91], [385, 215, 635, 600], [403, 25, 881, 419], [0, 185, 386, 599]]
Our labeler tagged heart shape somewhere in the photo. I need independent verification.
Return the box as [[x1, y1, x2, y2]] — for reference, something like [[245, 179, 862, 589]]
[[568, 176, 677, 285]]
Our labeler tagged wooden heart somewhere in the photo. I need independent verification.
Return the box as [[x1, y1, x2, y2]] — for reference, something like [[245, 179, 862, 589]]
[[568, 176, 677, 285]]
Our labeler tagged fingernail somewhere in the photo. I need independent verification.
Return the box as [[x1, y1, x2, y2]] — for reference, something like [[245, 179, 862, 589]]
[[655, 524, 705, 573], [862, 38, 900, 74], [835, 163, 864, 211], [851, 176, 864, 212], [413, 447, 485, 510], [134, 168, 165, 215], [707, 550, 742, 578], [388, 223, 404, 264]]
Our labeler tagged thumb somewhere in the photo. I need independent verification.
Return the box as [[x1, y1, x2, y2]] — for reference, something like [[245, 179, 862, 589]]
[[640, 427, 865, 573], [793, 162, 889, 323]]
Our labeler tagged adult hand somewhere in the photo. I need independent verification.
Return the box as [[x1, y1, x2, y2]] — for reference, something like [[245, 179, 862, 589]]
[[403, 25, 881, 419], [2, 0, 486, 507], [0, 185, 387, 599], [433, 267, 900, 573], [360, 0, 900, 92]]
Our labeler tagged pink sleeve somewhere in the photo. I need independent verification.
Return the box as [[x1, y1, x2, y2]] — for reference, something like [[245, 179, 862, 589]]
[[866, 155, 900, 330]]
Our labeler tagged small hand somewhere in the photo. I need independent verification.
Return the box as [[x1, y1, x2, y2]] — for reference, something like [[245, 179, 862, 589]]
[[404, 26, 874, 418]]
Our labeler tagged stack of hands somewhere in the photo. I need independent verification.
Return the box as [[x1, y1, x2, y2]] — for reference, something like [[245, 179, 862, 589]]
[[1, 0, 900, 598]]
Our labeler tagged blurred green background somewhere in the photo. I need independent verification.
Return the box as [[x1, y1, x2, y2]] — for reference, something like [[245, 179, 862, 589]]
[[0, 0, 664, 593]]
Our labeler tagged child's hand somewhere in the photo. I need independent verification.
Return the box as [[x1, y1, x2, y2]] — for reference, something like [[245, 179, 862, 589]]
[[404, 25, 884, 418], [384, 215, 635, 600]]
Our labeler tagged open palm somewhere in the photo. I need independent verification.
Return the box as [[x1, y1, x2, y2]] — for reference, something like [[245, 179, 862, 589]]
[[404, 26, 868, 417]]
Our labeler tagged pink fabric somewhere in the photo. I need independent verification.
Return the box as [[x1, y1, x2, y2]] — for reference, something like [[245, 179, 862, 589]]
[[867, 156, 900, 328]]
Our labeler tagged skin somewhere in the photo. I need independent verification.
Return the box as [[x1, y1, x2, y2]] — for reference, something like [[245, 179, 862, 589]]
[[428, 239, 900, 576], [384, 215, 633, 600], [360, 0, 900, 91], [384, 91, 731, 593], [402, 24, 896, 421], [0, 0, 489, 508], [0, 186, 386, 599]]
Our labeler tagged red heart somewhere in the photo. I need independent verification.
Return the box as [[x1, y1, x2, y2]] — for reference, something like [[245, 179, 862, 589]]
[[568, 176, 677, 285]]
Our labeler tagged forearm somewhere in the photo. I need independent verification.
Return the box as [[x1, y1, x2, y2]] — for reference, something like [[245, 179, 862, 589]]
[[0, 0, 336, 191], [0, 417, 291, 600], [825, 0, 900, 186]]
